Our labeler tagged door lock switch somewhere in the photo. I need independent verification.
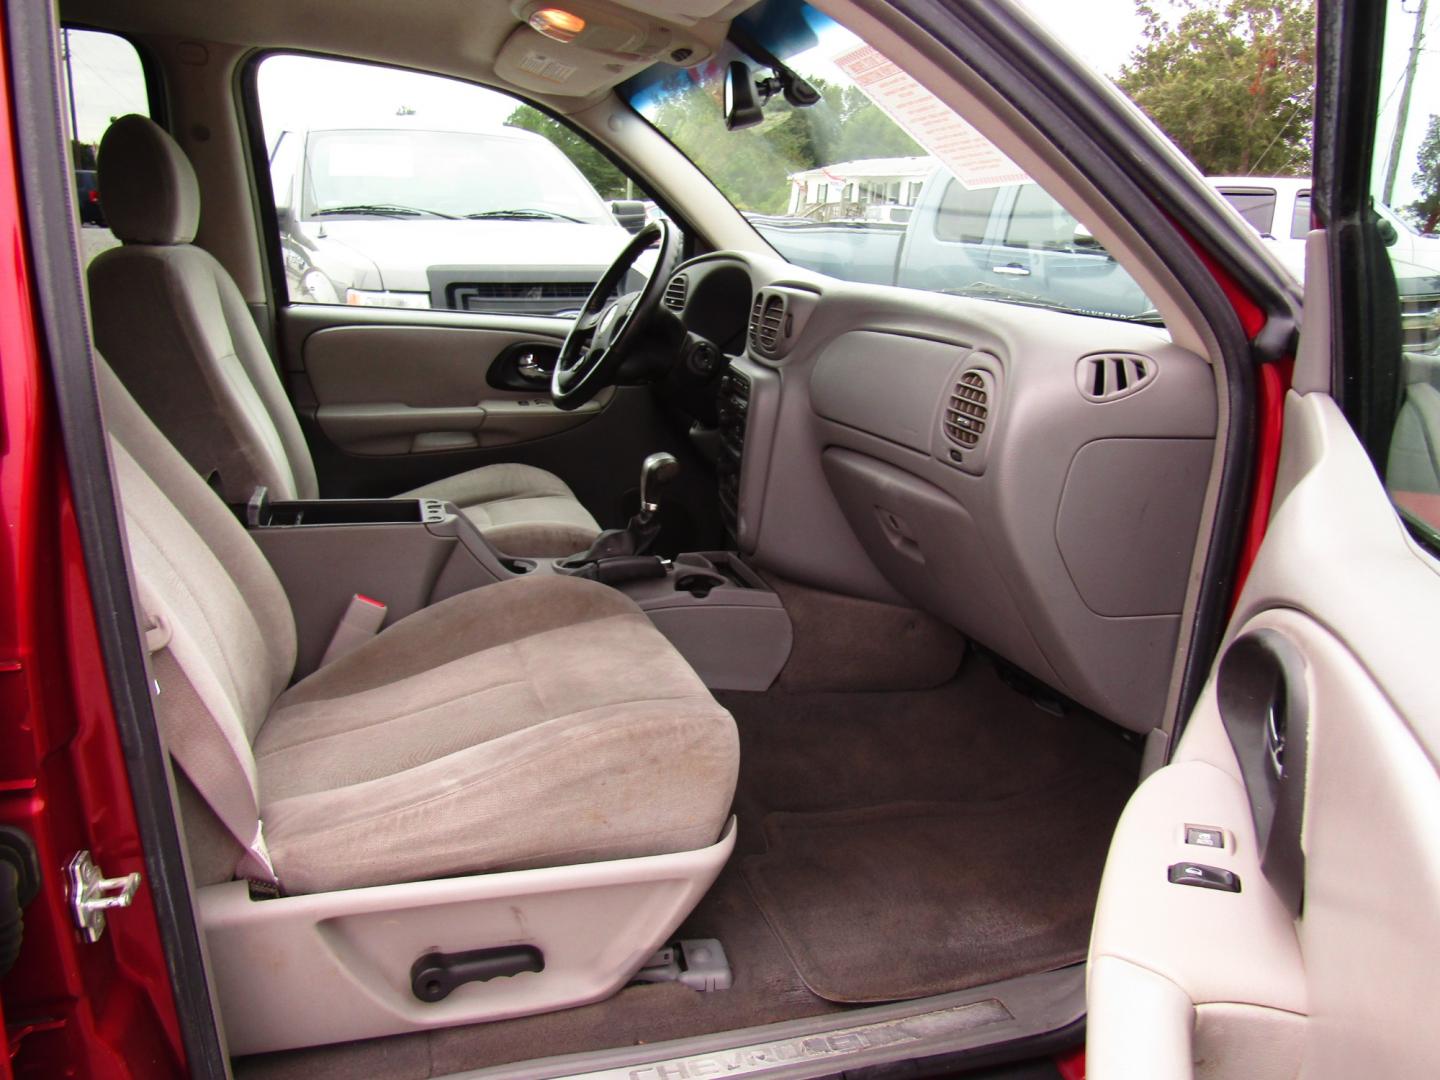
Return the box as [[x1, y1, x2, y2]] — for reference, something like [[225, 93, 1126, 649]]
[[1184, 824, 1225, 849], [1168, 861, 1241, 892]]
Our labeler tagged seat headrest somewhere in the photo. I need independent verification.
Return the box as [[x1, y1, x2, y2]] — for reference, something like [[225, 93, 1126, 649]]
[[96, 115, 200, 245]]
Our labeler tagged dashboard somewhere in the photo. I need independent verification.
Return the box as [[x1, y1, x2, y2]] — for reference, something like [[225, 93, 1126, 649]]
[[659, 251, 1219, 733]]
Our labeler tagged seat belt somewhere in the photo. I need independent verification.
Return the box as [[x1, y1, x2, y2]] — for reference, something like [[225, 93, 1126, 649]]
[[141, 611, 279, 888], [318, 594, 387, 668]]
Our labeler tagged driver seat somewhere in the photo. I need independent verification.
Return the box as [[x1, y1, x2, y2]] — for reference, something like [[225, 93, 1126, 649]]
[[86, 115, 602, 557]]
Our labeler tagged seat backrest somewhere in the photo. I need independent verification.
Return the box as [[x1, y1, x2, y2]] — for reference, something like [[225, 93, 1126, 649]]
[[88, 114, 318, 504], [100, 357, 298, 881]]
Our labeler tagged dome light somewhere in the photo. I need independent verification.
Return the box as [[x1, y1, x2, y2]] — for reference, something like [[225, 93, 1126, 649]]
[[528, 8, 586, 42]]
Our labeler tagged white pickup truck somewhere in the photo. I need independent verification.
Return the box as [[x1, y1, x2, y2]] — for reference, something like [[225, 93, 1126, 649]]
[[267, 126, 642, 316], [1210, 175, 1440, 354]]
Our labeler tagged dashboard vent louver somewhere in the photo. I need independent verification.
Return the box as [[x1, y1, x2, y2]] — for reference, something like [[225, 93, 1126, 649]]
[[756, 294, 785, 354], [1079, 353, 1156, 401], [943, 371, 989, 448], [748, 293, 765, 348], [662, 274, 688, 311]]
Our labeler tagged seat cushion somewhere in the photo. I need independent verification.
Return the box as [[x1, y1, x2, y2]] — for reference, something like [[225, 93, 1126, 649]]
[[254, 575, 738, 894], [399, 463, 601, 557]]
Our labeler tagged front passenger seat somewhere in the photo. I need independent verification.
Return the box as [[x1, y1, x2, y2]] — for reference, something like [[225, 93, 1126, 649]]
[[87, 114, 603, 557], [99, 357, 737, 893]]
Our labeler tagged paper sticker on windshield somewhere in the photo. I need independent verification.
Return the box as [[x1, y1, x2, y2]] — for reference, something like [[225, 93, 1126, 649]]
[[832, 45, 1030, 191]]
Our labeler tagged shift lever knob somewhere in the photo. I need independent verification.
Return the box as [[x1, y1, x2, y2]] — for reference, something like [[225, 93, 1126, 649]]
[[639, 452, 680, 520]]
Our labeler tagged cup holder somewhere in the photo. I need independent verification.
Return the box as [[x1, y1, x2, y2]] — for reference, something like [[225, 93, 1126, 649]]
[[675, 572, 727, 598], [501, 558, 537, 575]]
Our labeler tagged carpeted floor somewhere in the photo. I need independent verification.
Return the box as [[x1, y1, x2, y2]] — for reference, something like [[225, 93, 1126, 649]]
[[235, 655, 1137, 1079]]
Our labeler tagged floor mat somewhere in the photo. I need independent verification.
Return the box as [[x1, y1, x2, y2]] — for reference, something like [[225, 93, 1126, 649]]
[[236, 658, 1136, 1077], [743, 780, 1132, 1003]]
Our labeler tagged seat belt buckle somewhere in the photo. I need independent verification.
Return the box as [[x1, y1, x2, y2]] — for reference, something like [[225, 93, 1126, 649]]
[[318, 594, 387, 667]]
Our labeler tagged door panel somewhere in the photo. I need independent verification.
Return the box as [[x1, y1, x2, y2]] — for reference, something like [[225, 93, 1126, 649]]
[[1087, 391, 1440, 1079], [301, 323, 608, 455], [272, 304, 720, 545]]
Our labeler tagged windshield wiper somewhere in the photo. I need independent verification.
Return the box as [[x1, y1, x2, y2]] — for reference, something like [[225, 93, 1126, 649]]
[[313, 203, 457, 219], [942, 281, 1162, 324], [465, 209, 586, 223], [941, 280, 1054, 309]]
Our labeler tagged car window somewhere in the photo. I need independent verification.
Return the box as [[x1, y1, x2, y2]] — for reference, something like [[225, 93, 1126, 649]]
[[934, 181, 998, 244], [619, 2, 1159, 324], [1290, 191, 1311, 239], [1368, 9, 1440, 541], [1003, 183, 1081, 250], [253, 54, 644, 314], [1218, 189, 1278, 234], [60, 28, 150, 265]]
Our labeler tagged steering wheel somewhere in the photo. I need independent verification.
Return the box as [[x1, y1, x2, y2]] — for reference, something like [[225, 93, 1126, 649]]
[[552, 219, 680, 411]]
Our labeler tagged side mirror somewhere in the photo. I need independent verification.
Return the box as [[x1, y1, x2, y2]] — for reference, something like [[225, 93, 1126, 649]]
[[1377, 217, 1399, 247], [610, 199, 646, 234], [724, 61, 765, 130]]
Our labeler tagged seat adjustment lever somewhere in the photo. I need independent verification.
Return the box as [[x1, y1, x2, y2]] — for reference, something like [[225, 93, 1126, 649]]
[[410, 944, 544, 1002]]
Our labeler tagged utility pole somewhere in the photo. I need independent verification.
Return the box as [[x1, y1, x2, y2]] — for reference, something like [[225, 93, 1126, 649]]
[[62, 27, 80, 168], [1383, 0, 1429, 204]]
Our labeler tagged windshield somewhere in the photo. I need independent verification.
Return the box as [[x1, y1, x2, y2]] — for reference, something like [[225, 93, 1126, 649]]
[[301, 129, 613, 224], [620, 0, 1157, 324]]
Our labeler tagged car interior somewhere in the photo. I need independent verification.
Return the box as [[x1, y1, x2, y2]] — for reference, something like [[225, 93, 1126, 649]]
[[17, 0, 1440, 1077]]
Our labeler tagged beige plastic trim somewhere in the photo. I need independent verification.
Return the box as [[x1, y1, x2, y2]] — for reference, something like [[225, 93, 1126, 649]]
[[1193, 1003, 1304, 1080], [1291, 231, 1331, 395], [1087, 955, 1195, 1080], [1087, 752, 1306, 1010], [200, 817, 736, 1056]]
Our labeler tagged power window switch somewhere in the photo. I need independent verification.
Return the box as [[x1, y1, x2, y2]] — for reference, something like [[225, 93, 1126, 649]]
[[1168, 862, 1241, 893], [1184, 824, 1225, 849]]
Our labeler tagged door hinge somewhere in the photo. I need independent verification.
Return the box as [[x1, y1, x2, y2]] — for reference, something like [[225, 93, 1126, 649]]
[[66, 851, 141, 943]]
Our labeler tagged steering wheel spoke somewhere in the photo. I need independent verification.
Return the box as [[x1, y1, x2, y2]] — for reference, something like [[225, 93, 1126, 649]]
[[552, 220, 679, 410]]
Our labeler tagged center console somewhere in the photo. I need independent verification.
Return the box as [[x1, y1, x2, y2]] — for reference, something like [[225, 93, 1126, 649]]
[[245, 495, 514, 676], [607, 551, 791, 691], [245, 494, 793, 691]]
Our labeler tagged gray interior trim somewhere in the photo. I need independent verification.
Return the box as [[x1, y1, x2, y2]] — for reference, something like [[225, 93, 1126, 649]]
[[721, 255, 1217, 731], [442, 963, 1086, 1080], [840, 0, 1266, 754]]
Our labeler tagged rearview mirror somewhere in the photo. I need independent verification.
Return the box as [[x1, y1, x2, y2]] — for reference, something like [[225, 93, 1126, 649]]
[[724, 61, 765, 130], [610, 199, 646, 233]]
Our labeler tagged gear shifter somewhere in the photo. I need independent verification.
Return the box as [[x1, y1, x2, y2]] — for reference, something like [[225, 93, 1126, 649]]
[[558, 452, 680, 575], [638, 452, 680, 524]]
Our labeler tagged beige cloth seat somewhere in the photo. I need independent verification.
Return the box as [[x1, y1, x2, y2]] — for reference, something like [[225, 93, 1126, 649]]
[[101, 360, 737, 894], [88, 114, 601, 557]]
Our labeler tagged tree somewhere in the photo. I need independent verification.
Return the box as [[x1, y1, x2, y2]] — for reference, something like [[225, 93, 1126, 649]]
[[1118, 0, 1315, 177], [504, 105, 629, 199], [1410, 114, 1440, 234], [632, 75, 923, 215]]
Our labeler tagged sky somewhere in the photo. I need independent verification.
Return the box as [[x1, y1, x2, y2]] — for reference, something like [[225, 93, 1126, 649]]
[[61, 2, 1440, 210]]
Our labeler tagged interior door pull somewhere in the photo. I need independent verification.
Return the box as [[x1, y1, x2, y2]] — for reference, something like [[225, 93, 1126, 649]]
[[516, 352, 551, 381]]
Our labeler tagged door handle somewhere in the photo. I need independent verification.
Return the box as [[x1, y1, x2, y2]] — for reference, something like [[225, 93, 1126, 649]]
[[516, 351, 552, 381], [991, 263, 1031, 277]]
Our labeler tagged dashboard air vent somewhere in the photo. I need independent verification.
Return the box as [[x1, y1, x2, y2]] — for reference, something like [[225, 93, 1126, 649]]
[[748, 293, 765, 347], [662, 273, 688, 311], [1079, 353, 1156, 402], [943, 371, 989, 448], [755, 294, 786, 354]]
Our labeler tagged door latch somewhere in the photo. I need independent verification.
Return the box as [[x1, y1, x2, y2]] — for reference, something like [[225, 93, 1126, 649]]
[[66, 851, 141, 943]]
